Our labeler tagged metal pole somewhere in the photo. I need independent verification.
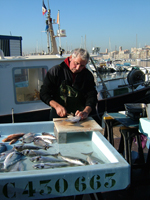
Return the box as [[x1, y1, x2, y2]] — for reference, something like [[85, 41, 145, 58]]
[[47, 0, 50, 9], [58, 10, 61, 49], [12, 108, 14, 123], [90, 57, 111, 98]]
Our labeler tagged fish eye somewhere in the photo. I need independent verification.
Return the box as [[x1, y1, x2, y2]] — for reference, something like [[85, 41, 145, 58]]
[[26, 150, 29, 154]]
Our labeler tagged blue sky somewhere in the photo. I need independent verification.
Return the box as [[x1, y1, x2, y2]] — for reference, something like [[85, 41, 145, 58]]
[[1, 0, 150, 54]]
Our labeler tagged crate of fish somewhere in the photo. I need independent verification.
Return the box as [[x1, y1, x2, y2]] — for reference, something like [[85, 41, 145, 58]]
[[0, 121, 130, 199]]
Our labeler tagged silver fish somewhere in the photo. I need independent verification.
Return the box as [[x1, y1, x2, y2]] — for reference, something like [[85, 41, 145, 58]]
[[14, 144, 45, 151], [20, 132, 35, 143], [33, 162, 70, 169], [35, 136, 55, 144], [0, 148, 14, 162], [36, 135, 55, 141], [58, 153, 88, 166], [65, 116, 81, 123], [33, 138, 51, 150], [3, 151, 25, 169], [9, 160, 25, 172], [21, 149, 51, 157], [30, 156, 64, 163], [81, 152, 104, 165], [0, 143, 7, 153], [40, 138, 53, 144], [42, 132, 56, 139]]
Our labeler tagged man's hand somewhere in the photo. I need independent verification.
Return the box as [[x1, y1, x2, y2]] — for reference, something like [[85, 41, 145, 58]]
[[49, 100, 67, 117], [75, 106, 92, 120]]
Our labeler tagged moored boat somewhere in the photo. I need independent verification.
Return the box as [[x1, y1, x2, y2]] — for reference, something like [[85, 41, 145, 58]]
[[88, 59, 150, 124]]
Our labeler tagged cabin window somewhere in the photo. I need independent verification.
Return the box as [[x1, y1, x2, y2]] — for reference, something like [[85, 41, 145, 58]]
[[13, 67, 47, 103]]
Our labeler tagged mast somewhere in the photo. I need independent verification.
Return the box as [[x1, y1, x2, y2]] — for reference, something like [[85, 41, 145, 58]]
[[84, 35, 86, 50], [57, 10, 61, 52], [136, 34, 137, 59], [45, 0, 66, 55], [46, 19, 50, 54], [47, 9, 58, 55], [45, 0, 58, 55]]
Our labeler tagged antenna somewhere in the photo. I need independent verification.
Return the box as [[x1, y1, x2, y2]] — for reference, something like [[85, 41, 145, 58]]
[[84, 35, 86, 50], [109, 37, 111, 52], [57, 10, 62, 51]]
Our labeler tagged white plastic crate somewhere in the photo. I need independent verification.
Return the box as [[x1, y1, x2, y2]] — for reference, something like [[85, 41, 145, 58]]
[[0, 121, 130, 199]]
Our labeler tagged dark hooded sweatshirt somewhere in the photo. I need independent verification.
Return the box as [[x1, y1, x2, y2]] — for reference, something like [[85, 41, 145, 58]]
[[40, 57, 98, 119]]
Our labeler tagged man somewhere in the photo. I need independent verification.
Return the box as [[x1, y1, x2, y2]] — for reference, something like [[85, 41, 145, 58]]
[[40, 48, 98, 120]]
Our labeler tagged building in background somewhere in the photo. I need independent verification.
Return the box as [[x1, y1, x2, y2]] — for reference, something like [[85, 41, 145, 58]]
[[0, 35, 22, 56]]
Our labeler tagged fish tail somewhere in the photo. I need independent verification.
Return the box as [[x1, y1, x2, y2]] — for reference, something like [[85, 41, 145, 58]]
[[56, 152, 62, 157], [44, 146, 47, 150]]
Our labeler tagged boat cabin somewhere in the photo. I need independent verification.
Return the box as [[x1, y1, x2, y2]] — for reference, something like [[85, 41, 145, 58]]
[[0, 54, 66, 122]]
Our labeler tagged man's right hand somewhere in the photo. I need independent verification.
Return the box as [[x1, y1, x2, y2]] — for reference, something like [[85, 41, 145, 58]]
[[49, 100, 67, 117]]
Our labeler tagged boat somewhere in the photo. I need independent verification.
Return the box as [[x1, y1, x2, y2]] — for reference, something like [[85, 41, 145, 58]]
[[88, 59, 150, 124], [89, 59, 127, 73], [0, 54, 68, 123]]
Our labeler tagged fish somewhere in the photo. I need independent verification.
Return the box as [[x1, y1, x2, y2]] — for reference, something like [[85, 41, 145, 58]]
[[21, 149, 52, 157], [65, 116, 81, 123], [13, 144, 45, 151], [41, 133, 56, 140], [0, 143, 7, 153], [20, 132, 35, 143], [3, 151, 25, 169], [30, 156, 64, 163], [2, 133, 25, 142], [35, 135, 56, 144], [0, 148, 14, 162], [32, 162, 70, 169], [9, 160, 25, 172], [86, 155, 104, 165], [67, 112, 74, 117], [57, 152, 88, 166], [33, 138, 51, 150], [39, 138, 53, 144], [81, 152, 104, 165], [9, 138, 18, 145]]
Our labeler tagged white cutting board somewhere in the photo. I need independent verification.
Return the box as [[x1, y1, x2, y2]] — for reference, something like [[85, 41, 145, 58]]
[[53, 117, 102, 133]]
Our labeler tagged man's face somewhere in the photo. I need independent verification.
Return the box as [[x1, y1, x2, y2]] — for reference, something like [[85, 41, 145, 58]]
[[69, 56, 87, 73]]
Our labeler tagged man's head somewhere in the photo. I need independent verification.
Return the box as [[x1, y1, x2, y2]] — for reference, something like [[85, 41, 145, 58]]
[[69, 48, 89, 73]]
